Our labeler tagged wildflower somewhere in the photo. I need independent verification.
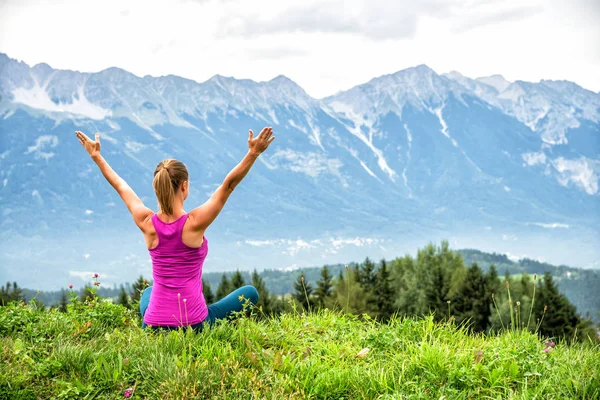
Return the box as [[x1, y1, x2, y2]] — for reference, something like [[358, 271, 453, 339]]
[[124, 387, 133, 398], [447, 300, 451, 304], [123, 358, 130, 366], [543, 347, 552, 353], [69, 284, 73, 289], [93, 273, 99, 278], [544, 340, 555, 348], [516, 301, 521, 306]]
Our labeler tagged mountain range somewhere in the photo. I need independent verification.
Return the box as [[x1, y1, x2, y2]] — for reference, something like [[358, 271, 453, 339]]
[[0, 53, 598, 290]]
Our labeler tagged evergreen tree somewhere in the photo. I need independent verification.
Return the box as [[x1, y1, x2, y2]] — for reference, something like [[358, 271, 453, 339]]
[[451, 263, 491, 332], [202, 279, 215, 305], [332, 268, 367, 314], [117, 286, 131, 309], [0, 282, 9, 305], [374, 259, 395, 321], [252, 269, 271, 315], [216, 273, 232, 300], [59, 290, 68, 312], [130, 276, 149, 304], [10, 281, 23, 302], [424, 263, 450, 321], [360, 257, 377, 290], [314, 266, 333, 309], [231, 270, 246, 290], [486, 264, 501, 296], [292, 272, 313, 311], [534, 271, 580, 338]]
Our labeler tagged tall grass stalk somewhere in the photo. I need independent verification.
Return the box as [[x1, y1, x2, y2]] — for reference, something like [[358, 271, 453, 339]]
[[491, 293, 505, 331], [526, 274, 537, 330], [345, 265, 350, 314], [300, 276, 312, 314], [506, 281, 515, 331]]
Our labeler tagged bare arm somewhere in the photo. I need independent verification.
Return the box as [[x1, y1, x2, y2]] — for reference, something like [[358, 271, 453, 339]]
[[75, 131, 153, 229], [188, 126, 275, 231]]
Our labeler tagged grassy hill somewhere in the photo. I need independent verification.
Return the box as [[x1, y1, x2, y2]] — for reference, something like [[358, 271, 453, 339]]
[[1, 300, 599, 399]]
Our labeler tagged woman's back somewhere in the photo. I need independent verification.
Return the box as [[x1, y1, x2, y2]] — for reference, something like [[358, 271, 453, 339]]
[[143, 213, 209, 327]]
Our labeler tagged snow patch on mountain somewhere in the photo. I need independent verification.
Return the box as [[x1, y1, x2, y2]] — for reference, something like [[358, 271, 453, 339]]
[[325, 103, 397, 181], [12, 83, 111, 120], [476, 75, 511, 93], [25, 135, 59, 160], [522, 151, 547, 166], [270, 149, 346, 184], [402, 124, 413, 198], [552, 157, 599, 195]]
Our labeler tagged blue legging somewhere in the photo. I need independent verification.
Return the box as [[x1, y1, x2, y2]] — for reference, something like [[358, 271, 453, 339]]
[[140, 285, 259, 332]]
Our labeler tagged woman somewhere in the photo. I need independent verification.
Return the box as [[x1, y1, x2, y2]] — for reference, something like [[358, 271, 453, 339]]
[[75, 127, 275, 331]]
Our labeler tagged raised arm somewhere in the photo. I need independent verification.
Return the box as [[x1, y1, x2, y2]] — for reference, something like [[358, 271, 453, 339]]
[[75, 131, 153, 229], [188, 126, 275, 231]]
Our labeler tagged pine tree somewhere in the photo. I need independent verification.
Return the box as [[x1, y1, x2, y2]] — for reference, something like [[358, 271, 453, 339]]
[[486, 264, 501, 296], [59, 290, 68, 312], [451, 263, 491, 332], [0, 282, 10, 305], [216, 273, 232, 300], [424, 263, 450, 322], [231, 270, 246, 290], [374, 259, 395, 321], [360, 257, 377, 290], [9, 281, 23, 302], [534, 271, 580, 338], [202, 279, 215, 305], [292, 272, 313, 311], [130, 276, 149, 304], [314, 266, 333, 309], [332, 267, 367, 314], [251, 269, 271, 315], [117, 286, 131, 309]]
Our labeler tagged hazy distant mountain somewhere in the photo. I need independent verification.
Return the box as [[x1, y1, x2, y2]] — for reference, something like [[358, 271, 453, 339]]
[[0, 53, 598, 290]]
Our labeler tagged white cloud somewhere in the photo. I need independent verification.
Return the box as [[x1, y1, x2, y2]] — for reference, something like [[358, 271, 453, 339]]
[[84, 209, 94, 215], [530, 222, 570, 229], [69, 270, 95, 280], [0, 0, 598, 99]]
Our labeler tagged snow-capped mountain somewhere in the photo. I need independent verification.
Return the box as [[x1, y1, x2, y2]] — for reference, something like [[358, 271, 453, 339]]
[[0, 53, 598, 289]]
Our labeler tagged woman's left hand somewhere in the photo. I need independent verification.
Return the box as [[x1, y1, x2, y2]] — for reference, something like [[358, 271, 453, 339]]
[[75, 131, 101, 158]]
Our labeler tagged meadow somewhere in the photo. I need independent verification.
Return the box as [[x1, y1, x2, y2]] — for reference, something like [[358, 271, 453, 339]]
[[1, 292, 599, 399]]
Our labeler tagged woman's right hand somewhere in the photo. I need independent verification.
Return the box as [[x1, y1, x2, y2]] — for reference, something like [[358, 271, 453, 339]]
[[248, 127, 275, 156], [75, 131, 101, 159]]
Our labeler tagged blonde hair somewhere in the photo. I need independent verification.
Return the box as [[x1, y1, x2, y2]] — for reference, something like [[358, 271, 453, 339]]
[[152, 159, 188, 215]]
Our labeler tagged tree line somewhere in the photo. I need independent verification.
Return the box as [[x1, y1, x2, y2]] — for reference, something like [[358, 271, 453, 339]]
[[2, 242, 595, 340]]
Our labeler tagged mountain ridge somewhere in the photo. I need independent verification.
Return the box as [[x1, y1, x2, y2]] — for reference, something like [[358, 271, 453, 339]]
[[0, 52, 598, 291]]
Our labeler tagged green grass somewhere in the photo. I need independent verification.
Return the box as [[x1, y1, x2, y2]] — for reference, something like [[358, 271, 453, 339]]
[[1, 301, 599, 399]]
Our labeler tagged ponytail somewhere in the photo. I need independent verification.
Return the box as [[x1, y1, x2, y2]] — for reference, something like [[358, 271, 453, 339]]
[[153, 159, 188, 215]]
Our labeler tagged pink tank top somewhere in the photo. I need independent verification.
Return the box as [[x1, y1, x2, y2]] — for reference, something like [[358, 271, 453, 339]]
[[143, 213, 209, 327]]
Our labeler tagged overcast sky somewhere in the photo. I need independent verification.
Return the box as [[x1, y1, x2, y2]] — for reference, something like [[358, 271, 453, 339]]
[[1, 0, 598, 98]]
